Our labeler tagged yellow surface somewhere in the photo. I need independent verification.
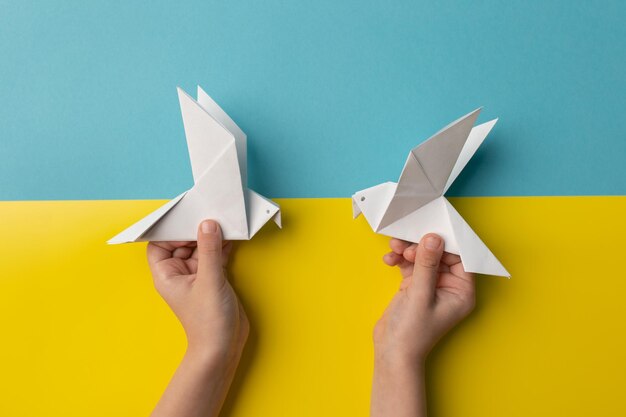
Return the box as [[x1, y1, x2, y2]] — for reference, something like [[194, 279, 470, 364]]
[[0, 197, 625, 416]]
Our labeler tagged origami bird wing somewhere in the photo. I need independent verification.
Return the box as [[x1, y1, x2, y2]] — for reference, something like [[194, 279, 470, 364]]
[[196, 86, 248, 187], [377, 108, 481, 230], [443, 118, 498, 193], [106, 192, 187, 244], [177, 88, 242, 184]]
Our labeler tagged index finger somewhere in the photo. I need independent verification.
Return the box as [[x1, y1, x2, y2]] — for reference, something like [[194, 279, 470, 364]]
[[389, 238, 412, 255]]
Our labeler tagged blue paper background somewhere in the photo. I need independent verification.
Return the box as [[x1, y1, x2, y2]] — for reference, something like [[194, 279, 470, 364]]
[[1, 0, 624, 200]]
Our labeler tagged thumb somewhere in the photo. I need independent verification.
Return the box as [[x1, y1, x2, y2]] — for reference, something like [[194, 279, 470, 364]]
[[196, 220, 224, 287], [410, 234, 444, 299]]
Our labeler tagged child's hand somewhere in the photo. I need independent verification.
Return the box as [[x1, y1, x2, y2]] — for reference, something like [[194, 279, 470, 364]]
[[147, 220, 248, 361], [147, 220, 249, 417], [371, 233, 475, 417], [375, 233, 475, 366]]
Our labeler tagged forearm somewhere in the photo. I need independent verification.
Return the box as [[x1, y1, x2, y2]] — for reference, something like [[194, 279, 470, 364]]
[[371, 356, 427, 417], [151, 348, 241, 417]]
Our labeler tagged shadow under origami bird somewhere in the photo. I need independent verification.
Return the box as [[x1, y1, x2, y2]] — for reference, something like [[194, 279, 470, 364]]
[[352, 109, 510, 277], [108, 86, 281, 244]]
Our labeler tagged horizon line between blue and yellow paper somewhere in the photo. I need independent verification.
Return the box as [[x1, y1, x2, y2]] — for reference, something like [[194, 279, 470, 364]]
[[1, 1, 625, 416]]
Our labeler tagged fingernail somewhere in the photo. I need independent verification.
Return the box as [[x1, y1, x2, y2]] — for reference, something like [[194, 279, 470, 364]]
[[424, 235, 441, 250], [201, 220, 217, 234]]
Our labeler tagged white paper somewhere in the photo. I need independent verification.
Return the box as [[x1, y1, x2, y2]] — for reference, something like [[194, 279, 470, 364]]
[[352, 108, 509, 277], [108, 86, 281, 244]]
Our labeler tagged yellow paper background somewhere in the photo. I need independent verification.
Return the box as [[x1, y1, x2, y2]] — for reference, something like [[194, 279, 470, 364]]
[[1, 197, 624, 416]]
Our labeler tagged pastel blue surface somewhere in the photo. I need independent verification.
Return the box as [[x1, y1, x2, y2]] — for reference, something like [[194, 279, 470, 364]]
[[1, 0, 624, 200]]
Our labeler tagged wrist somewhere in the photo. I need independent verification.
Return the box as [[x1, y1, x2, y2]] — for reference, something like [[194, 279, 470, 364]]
[[185, 326, 247, 365], [371, 349, 427, 417], [185, 341, 242, 372], [373, 353, 426, 395], [374, 348, 426, 374]]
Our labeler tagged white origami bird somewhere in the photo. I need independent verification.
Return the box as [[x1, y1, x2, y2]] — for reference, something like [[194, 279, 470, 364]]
[[108, 86, 281, 244], [352, 108, 509, 277]]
